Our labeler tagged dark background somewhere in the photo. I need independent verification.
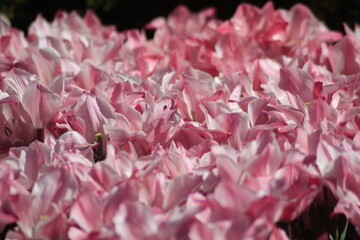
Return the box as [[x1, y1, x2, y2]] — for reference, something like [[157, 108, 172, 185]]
[[1, 0, 359, 34]]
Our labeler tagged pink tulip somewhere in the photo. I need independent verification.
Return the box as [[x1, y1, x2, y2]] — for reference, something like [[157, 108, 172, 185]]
[[0, 94, 36, 153], [1, 2, 360, 239], [114, 202, 158, 240], [22, 82, 61, 128]]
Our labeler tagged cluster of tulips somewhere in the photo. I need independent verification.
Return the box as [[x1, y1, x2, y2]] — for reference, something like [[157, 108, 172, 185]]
[[0, 2, 360, 239]]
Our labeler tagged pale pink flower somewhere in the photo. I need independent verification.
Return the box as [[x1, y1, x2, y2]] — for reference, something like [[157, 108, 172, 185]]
[[22, 82, 61, 128], [1, 2, 360, 239]]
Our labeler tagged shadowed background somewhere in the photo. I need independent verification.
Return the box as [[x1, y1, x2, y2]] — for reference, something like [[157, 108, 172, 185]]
[[1, 0, 359, 33]]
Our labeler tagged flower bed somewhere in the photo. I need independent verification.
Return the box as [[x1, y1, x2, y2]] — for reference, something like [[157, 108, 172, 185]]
[[0, 2, 360, 239]]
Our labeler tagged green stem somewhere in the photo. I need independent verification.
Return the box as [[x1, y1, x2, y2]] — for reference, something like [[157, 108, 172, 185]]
[[288, 222, 293, 239], [335, 215, 339, 240], [324, 187, 337, 240], [94, 133, 105, 162]]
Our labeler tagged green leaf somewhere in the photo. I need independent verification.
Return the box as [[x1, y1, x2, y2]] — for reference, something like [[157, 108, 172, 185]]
[[340, 220, 349, 240]]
